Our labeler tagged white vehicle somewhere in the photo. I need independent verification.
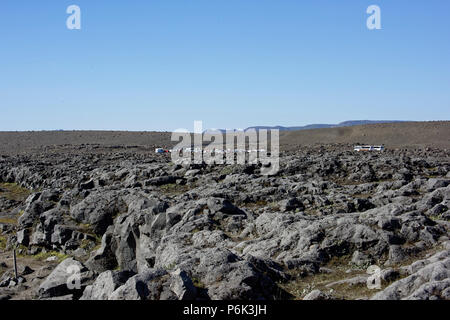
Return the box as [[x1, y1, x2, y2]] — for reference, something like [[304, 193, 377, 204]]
[[354, 145, 385, 152], [155, 148, 165, 154]]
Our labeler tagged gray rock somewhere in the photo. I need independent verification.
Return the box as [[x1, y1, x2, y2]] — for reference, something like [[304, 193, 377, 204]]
[[70, 191, 127, 235], [380, 268, 400, 282], [303, 290, 331, 300], [38, 258, 93, 298], [372, 249, 450, 300], [80, 270, 134, 300], [279, 197, 303, 212], [351, 251, 373, 268], [207, 197, 245, 216], [85, 228, 118, 273], [385, 245, 408, 266], [425, 179, 450, 192], [20, 265, 34, 276], [79, 179, 95, 190], [16, 229, 31, 246], [145, 176, 176, 186], [109, 269, 169, 300], [169, 269, 197, 300]]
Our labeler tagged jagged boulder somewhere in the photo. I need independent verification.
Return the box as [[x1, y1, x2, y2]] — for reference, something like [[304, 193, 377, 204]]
[[38, 258, 94, 299]]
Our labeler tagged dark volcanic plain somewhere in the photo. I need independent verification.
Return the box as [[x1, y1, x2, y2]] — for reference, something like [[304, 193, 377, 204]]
[[1, 121, 449, 155], [0, 121, 449, 300]]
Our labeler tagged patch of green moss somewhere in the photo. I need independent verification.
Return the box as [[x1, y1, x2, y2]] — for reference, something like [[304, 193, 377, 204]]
[[219, 166, 234, 176], [268, 201, 280, 211], [77, 223, 93, 233], [242, 200, 268, 209], [159, 183, 190, 195], [165, 262, 176, 270], [0, 183, 31, 201], [113, 265, 121, 271], [0, 217, 18, 225], [80, 239, 92, 250], [33, 251, 69, 262], [0, 235, 7, 250], [17, 244, 28, 252], [191, 276, 205, 289]]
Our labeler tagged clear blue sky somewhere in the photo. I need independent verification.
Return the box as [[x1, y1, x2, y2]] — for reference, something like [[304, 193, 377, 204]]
[[1, 0, 449, 131]]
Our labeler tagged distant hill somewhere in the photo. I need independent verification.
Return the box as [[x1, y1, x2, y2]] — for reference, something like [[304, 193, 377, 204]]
[[246, 120, 405, 131], [279, 121, 450, 150]]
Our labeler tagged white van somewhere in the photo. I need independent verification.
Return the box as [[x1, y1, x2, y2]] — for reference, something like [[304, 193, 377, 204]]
[[354, 145, 384, 152]]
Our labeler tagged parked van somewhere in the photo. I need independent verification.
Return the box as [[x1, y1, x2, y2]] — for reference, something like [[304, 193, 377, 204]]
[[354, 145, 384, 152]]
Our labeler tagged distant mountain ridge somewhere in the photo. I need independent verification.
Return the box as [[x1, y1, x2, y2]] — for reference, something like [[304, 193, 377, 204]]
[[245, 120, 406, 131]]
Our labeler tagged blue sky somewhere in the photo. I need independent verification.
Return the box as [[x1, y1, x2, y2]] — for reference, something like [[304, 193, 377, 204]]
[[1, 0, 449, 131]]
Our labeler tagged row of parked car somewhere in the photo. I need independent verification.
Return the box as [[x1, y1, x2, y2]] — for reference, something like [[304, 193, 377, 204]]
[[353, 145, 385, 151]]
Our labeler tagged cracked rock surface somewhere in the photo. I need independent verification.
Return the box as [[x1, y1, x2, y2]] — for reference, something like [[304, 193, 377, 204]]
[[0, 144, 449, 300]]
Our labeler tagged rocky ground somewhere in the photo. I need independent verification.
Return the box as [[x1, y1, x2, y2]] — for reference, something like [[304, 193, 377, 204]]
[[0, 143, 449, 300]]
